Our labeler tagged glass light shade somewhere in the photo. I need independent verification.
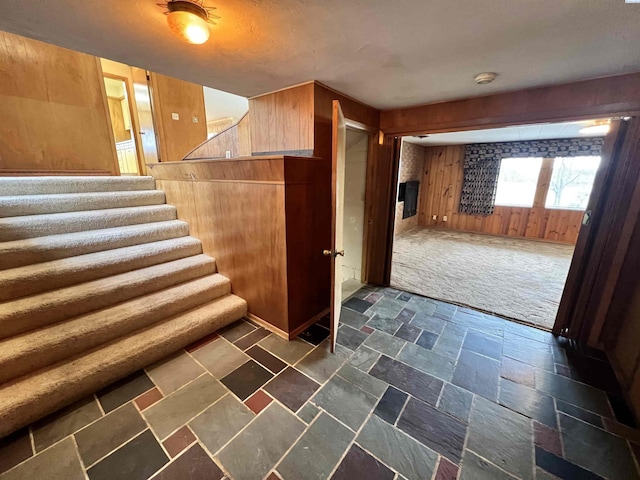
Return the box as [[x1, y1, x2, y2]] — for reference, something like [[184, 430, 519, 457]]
[[167, 10, 210, 44], [579, 123, 610, 135]]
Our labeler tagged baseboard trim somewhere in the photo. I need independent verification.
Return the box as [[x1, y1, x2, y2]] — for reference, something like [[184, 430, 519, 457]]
[[0, 169, 113, 176], [247, 308, 330, 341]]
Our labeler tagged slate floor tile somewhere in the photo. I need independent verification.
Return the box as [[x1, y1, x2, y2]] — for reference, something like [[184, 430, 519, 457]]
[[297, 402, 320, 424], [451, 310, 504, 337], [0, 437, 84, 480], [347, 345, 381, 372], [150, 444, 224, 480], [96, 370, 155, 413], [499, 378, 557, 428], [221, 360, 273, 400], [278, 413, 354, 480], [374, 386, 408, 424], [370, 355, 443, 405], [337, 363, 388, 397], [244, 390, 273, 414], [534, 422, 563, 457], [191, 338, 250, 379], [259, 335, 314, 364], [185, 331, 219, 353], [463, 330, 502, 360], [75, 402, 147, 466], [411, 313, 446, 334], [344, 297, 373, 313], [501, 356, 535, 388], [135, 387, 163, 411], [467, 396, 533, 480], [340, 308, 370, 329], [146, 351, 205, 395], [297, 323, 330, 346], [406, 297, 437, 316], [217, 403, 305, 480], [361, 325, 374, 334], [331, 444, 394, 480], [161, 426, 196, 458], [602, 417, 640, 444], [432, 322, 467, 359], [246, 345, 287, 374], [397, 397, 467, 463], [395, 307, 416, 323], [434, 457, 459, 480], [189, 394, 254, 455], [32, 396, 103, 452], [370, 296, 405, 318], [437, 383, 473, 423], [336, 324, 368, 350], [311, 375, 378, 430], [416, 330, 439, 350], [395, 323, 421, 343], [556, 400, 603, 428], [365, 291, 384, 303], [0, 428, 32, 475], [397, 342, 456, 382], [607, 393, 638, 428], [535, 370, 611, 416], [560, 413, 639, 480], [356, 415, 438, 480], [144, 374, 226, 439], [366, 315, 402, 335], [296, 340, 351, 383], [234, 328, 271, 350], [460, 450, 518, 480], [452, 349, 500, 401], [218, 320, 256, 342], [364, 330, 406, 357], [264, 367, 320, 412], [503, 338, 555, 371], [87, 430, 168, 480], [535, 447, 603, 480]]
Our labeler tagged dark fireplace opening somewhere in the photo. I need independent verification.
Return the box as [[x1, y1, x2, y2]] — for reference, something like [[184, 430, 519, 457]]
[[402, 180, 419, 219]]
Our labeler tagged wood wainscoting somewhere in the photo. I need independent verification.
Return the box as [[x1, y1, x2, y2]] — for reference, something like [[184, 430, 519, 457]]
[[148, 155, 331, 338], [417, 144, 584, 244]]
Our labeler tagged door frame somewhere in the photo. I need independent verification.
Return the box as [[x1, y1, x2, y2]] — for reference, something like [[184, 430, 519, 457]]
[[103, 73, 146, 176]]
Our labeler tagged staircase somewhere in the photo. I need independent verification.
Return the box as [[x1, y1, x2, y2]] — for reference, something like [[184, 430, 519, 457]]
[[0, 176, 247, 437]]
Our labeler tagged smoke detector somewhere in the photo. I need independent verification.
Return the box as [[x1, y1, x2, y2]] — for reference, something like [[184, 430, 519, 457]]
[[474, 72, 497, 85]]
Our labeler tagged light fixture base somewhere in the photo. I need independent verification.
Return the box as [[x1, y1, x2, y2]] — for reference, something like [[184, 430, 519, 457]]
[[474, 72, 497, 85]]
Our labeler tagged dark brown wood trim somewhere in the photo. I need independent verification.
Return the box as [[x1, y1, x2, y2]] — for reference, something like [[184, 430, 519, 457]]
[[0, 169, 112, 176]]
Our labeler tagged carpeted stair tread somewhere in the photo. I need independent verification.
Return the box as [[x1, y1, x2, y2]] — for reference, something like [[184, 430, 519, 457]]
[[0, 220, 190, 270], [0, 205, 177, 242], [0, 176, 156, 196], [0, 254, 217, 339], [0, 274, 231, 384], [0, 191, 166, 217], [0, 236, 204, 301], [0, 293, 247, 437]]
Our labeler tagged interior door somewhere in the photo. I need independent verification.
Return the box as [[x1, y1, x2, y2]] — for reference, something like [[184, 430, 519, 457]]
[[131, 67, 159, 169], [327, 100, 347, 352]]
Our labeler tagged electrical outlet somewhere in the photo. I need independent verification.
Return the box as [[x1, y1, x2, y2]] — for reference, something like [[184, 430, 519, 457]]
[[171, 113, 179, 120], [443, 215, 448, 222], [432, 215, 437, 220], [225, 150, 232, 159]]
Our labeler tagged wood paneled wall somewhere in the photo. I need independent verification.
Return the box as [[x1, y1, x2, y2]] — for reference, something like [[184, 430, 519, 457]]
[[149, 73, 207, 162], [0, 31, 117, 175], [417, 145, 584, 244], [148, 156, 331, 338], [185, 113, 251, 160]]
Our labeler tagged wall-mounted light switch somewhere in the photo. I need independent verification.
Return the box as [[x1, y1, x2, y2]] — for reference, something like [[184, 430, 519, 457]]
[[225, 150, 231, 159], [432, 215, 437, 220], [171, 113, 179, 120], [443, 215, 448, 222]]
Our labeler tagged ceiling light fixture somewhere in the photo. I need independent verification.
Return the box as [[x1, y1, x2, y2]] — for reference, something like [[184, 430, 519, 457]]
[[159, 0, 220, 44], [579, 120, 611, 135], [474, 72, 497, 85]]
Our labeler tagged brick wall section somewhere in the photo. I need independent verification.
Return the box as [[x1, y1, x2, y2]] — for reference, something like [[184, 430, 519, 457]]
[[395, 141, 426, 235]]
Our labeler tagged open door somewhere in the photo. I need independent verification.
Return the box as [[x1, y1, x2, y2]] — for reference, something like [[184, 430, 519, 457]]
[[326, 100, 347, 352], [131, 67, 159, 168]]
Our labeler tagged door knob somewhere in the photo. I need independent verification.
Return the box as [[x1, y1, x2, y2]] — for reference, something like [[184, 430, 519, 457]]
[[323, 249, 345, 257]]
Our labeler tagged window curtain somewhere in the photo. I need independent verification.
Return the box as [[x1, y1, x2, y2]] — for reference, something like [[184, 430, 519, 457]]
[[459, 137, 605, 216]]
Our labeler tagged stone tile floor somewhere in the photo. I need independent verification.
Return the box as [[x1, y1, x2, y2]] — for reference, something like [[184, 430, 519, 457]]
[[1, 285, 640, 479]]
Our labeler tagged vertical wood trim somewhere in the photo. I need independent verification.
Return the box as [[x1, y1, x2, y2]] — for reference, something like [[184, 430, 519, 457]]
[[96, 58, 120, 175]]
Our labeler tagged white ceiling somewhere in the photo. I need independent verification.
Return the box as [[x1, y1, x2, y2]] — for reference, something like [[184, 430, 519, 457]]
[[405, 119, 610, 146], [1, 1, 639, 109]]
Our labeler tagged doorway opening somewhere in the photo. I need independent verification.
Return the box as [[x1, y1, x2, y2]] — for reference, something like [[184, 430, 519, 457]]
[[103, 76, 141, 175], [341, 128, 370, 299], [390, 118, 609, 330]]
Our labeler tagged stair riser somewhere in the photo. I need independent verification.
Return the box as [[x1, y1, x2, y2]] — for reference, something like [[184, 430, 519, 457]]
[[0, 221, 190, 270], [0, 176, 155, 196], [0, 238, 203, 302], [0, 191, 166, 218], [0, 276, 231, 384], [0, 256, 217, 339], [0, 295, 247, 438], [0, 206, 177, 242]]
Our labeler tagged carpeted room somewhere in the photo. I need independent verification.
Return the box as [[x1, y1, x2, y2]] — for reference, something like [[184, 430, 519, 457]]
[[391, 120, 606, 330]]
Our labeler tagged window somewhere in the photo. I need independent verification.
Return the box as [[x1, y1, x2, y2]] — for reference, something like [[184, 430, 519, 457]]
[[494, 157, 542, 207], [545, 156, 600, 210]]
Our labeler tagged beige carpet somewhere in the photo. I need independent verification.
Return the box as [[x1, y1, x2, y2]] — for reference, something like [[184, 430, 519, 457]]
[[391, 228, 575, 329]]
